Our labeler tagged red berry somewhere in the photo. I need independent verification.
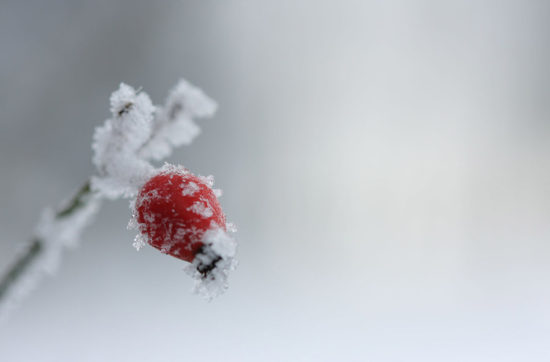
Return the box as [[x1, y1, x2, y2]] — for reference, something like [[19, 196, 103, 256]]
[[135, 169, 226, 262]]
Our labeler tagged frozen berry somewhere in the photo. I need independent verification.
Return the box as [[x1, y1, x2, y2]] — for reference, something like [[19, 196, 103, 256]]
[[135, 168, 226, 262]]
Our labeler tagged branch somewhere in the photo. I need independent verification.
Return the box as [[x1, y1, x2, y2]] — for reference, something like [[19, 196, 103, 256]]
[[0, 181, 93, 309], [0, 79, 224, 318]]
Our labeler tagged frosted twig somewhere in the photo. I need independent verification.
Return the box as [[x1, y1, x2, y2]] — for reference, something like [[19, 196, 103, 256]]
[[0, 78, 235, 320], [0, 239, 42, 302], [0, 181, 97, 319]]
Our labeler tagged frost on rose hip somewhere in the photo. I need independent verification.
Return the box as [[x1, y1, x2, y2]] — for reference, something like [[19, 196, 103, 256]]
[[133, 166, 237, 299], [134, 167, 227, 264]]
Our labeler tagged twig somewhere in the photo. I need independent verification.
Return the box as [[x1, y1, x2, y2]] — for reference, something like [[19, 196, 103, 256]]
[[0, 181, 93, 303]]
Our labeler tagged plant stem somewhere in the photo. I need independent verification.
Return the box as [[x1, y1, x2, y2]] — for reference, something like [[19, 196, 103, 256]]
[[0, 181, 92, 303], [0, 239, 42, 301]]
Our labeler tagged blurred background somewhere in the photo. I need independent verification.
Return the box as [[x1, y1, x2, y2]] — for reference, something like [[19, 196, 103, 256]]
[[1, 0, 549, 361]]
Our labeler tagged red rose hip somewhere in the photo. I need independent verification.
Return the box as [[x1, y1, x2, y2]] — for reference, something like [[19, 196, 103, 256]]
[[135, 168, 226, 262]]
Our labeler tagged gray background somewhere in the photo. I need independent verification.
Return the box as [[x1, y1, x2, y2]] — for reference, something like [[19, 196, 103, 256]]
[[1, 1, 549, 361]]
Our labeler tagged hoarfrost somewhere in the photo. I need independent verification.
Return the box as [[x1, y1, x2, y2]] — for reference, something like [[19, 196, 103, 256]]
[[1, 78, 231, 321], [0, 194, 101, 321], [184, 228, 238, 300], [199, 175, 215, 189], [182, 181, 200, 196], [226, 222, 238, 233], [91, 80, 215, 199], [91, 83, 156, 199], [132, 234, 147, 251], [188, 200, 214, 218], [138, 79, 217, 161], [37, 196, 101, 250]]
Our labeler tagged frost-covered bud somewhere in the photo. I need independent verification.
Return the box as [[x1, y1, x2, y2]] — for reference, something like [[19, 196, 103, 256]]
[[138, 79, 218, 161], [92, 83, 156, 198], [108, 83, 156, 151]]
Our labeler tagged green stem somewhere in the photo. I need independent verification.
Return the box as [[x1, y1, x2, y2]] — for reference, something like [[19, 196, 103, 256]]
[[0, 181, 92, 303]]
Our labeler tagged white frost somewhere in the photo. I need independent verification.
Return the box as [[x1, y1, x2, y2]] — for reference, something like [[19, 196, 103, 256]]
[[199, 175, 215, 189], [132, 234, 147, 251], [0, 193, 101, 321], [184, 228, 238, 300], [91, 83, 156, 199], [226, 222, 238, 233], [138, 79, 218, 161], [188, 200, 214, 218], [182, 181, 200, 196], [91, 80, 216, 199]]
